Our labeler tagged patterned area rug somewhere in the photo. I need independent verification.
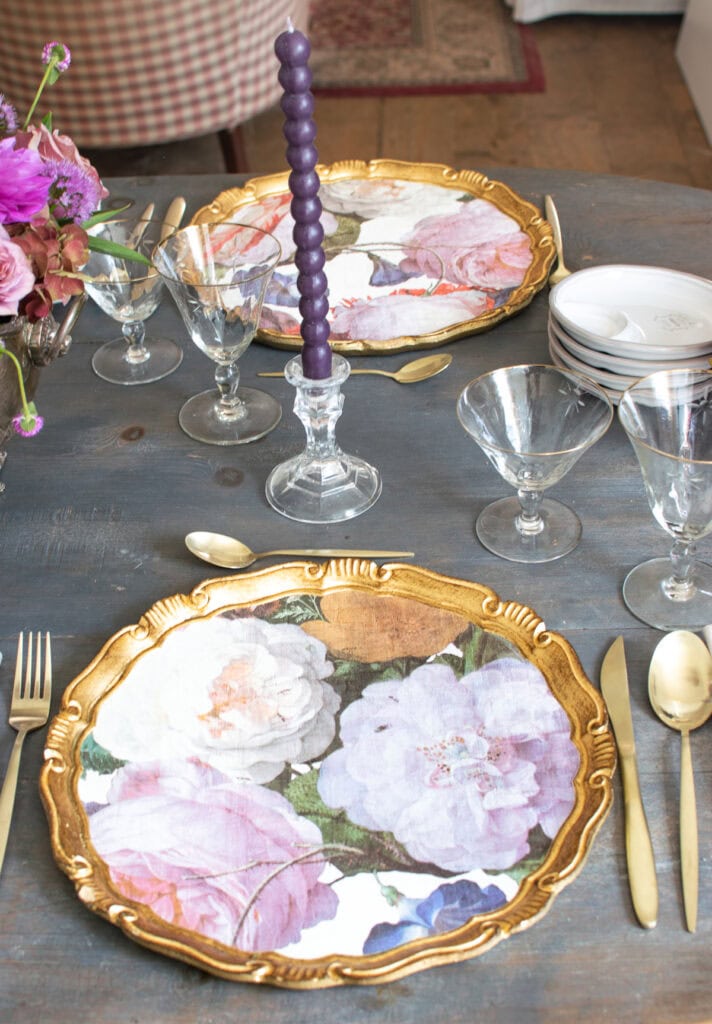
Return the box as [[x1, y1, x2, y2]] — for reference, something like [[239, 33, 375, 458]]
[[309, 0, 545, 96]]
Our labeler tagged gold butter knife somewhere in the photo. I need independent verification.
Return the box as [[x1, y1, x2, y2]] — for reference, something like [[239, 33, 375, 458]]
[[600, 636, 658, 929], [160, 196, 186, 239]]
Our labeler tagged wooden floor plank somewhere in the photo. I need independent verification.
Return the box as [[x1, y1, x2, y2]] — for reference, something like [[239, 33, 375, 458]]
[[89, 14, 712, 189]]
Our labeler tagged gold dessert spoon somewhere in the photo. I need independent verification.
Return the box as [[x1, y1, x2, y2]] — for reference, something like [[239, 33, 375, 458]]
[[545, 194, 572, 286], [185, 531, 414, 570], [258, 352, 452, 384], [648, 630, 712, 933]]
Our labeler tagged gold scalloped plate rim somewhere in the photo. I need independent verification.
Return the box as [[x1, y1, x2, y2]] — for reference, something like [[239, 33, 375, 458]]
[[40, 561, 614, 989], [191, 159, 555, 355]]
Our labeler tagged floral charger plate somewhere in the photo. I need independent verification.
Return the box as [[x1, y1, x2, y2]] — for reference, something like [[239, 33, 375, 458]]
[[41, 561, 614, 989], [192, 159, 555, 355]]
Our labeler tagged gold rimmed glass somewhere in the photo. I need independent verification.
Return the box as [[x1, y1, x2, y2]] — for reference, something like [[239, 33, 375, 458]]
[[618, 368, 712, 630], [457, 363, 613, 563]]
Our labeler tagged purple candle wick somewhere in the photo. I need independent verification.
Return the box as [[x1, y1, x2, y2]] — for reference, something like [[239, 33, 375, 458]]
[[275, 26, 332, 380]]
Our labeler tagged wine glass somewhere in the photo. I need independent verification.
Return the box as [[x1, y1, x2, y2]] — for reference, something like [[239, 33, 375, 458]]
[[83, 215, 182, 385], [153, 223, 282, 445], [618, 368, 712, 630], [457, 363, 613, 563]]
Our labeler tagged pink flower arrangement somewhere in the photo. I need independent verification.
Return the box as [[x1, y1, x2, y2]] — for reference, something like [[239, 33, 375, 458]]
[[0, 42, 148, 437]]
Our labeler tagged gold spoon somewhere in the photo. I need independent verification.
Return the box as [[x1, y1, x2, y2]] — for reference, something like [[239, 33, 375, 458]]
[[648, 630, 712, 933], [258, 352, 452, 384], [185, 531, 414, 570], [545, 194, 572, 286]]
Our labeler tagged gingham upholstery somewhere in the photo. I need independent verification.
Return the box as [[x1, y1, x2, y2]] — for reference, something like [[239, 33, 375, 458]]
[[0, 0, 310, 148]]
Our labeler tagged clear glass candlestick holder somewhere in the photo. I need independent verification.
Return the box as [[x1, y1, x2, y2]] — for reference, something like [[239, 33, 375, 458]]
[[265, 354, 381, 523]]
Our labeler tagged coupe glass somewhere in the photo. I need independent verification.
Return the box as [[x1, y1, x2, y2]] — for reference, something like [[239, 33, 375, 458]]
[[457, 363, 613, 563], [154, 223, 282, 445], [618, 368, 712, 630], [83, 216, 182, 385]]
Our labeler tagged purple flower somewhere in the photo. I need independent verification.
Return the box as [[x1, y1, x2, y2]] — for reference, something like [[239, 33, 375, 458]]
[[318, 658, 580, 872], [0, 94, 17, 135], [42, 41, 71, 71], [46, 159, 103, 222], [0, 138, 50, 223], [364, 878, 508, 954], [12, 407, 44, 437]]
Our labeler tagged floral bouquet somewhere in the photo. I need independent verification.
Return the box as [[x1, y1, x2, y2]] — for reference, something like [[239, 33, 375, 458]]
[[0, 42, 148, 437]]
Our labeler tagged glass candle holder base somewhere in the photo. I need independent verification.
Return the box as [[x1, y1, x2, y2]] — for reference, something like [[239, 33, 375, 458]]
[[265, 354, 381, 523], [179, 386, 281, 446], [475, 495, 582, 563], [92, 336, 183, 386], [623, 557, 712, 630]]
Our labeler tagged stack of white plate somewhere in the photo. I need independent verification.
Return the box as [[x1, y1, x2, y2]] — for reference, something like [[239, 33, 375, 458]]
[[548, 265, 712, 402]]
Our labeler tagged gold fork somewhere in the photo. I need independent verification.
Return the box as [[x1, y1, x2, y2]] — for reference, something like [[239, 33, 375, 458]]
[[0, 632, 52, 875]]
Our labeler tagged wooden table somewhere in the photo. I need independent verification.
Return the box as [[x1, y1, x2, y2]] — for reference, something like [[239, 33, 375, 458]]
[[1, 169, 711, 1023]]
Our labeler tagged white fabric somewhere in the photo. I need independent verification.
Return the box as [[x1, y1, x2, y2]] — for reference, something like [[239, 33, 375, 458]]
[[505, 0, 686, 22]]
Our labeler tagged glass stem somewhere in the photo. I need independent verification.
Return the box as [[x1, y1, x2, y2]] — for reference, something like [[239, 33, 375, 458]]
[[516, 487, 545, 536], [214, 361, 242, 419], [122, 321, 150, 364], [664, 538, 697, 601]]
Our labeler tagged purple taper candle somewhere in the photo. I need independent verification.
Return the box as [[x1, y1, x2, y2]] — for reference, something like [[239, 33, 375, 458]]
[[275, 22, 332, 379]]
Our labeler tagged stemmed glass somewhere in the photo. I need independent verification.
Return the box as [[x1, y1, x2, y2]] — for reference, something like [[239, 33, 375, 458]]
[[618, 368, 712, 630], [83, 215, 183, 385], [154, 223, 282, 445], [457, 363, 613, 562]]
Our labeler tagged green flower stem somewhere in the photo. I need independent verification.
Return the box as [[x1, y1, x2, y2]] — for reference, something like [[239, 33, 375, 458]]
[[0, 343, 32, 420], [23, 56, 58, 129]]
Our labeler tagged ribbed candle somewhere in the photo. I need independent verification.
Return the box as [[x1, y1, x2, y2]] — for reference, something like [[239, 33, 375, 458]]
[[274, 24, 332, 379]]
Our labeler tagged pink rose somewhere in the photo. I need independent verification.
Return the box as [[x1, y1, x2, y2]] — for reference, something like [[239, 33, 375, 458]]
[[88, 757, 338, 951], [0, 224, 34, 316], [15, 124, 109, 203], [402, 200, 533, 291], [330, 288, 491, 342]]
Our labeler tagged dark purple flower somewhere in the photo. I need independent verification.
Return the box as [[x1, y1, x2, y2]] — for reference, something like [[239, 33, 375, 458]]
[[367, 252, 413, 288], [0, 94, 17, 135], [363, 878, 507, 955], [0, 138, 50, 223]]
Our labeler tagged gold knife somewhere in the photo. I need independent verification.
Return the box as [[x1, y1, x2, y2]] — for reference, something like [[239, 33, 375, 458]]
[[600, 636, 658, 929]]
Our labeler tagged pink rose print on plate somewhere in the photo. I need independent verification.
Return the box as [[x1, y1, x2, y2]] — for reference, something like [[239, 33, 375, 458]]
[[318, 657, 579, 872], [401, 199, 532, 292], [330, 287, 492, 342], [88, 757, 338, 952]]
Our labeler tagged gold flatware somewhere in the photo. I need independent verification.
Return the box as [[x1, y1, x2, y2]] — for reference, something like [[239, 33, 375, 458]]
[[600, 636, 658, 929], [127, 202, 155, 247], [161, 196, 186, 239], [258, 353, 452, 384], [0, 632, 52, 876], [185, 530, 414, 570], [648, 630, 712, 933], [545, 194, 572, 286]]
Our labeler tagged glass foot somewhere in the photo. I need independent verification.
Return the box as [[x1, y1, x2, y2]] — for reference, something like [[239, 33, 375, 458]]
[[92, 336, 183, 385], [179, 386, 281, 445], [623, 557, 712, 630], [475, 495, 582, 563]]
